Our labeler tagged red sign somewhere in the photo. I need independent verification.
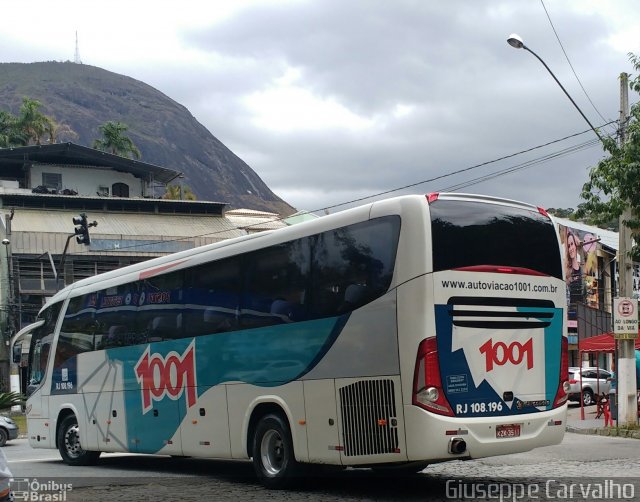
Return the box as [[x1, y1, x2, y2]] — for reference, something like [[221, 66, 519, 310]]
[[479, 338, 534, 372], [135, 341, 197, 414]]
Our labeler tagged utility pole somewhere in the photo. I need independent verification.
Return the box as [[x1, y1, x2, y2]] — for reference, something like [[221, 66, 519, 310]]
[[616, 72, 638, 425]]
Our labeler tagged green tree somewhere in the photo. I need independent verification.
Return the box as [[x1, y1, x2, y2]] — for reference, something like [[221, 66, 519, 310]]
[[93, 121, 141, 159], [163, 183, 197, 200], [580, 53, 640, 260], [17, 97, 49, 145], [0, 391, 23, 410], [1, 98, 75, 147], [44, 117, 78, 144], [0, 110, 25, 147], [547, 207, 576, 219]]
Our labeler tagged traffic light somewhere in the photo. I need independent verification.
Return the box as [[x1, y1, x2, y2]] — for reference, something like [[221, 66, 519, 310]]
[[73, 213, 91, 245]]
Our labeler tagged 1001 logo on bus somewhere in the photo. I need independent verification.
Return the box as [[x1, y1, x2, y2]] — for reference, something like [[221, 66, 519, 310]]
[[134, 341, 197, 414], [479, 338, 533, 372]]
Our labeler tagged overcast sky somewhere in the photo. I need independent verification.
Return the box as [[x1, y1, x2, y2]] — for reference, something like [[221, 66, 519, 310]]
[[2, 0, 639, 213]]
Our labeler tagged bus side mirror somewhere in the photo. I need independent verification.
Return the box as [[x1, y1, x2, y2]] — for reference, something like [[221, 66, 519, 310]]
[[12, 344, 21, 364]]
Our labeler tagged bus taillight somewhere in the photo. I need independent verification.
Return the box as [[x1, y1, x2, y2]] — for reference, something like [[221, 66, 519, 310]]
[[413, 337, 454, 416], [552, 336, 570, 408]]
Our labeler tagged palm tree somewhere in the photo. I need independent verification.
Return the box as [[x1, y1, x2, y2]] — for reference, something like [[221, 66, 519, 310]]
[[0, 391, 23, 410], [18, 97, 49, 145], [93, 121, 141, 159], [163, 183, 197, 200], [0, 111, 18, 147], [44, 118, 78, 144], [0, 110, 27, 147]]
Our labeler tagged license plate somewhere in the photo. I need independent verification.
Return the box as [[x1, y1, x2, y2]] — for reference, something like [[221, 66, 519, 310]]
[[496, 424, 521, 438]]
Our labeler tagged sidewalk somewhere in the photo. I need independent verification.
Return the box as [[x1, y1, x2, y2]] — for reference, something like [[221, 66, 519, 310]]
[[566, 403, 640, 438]]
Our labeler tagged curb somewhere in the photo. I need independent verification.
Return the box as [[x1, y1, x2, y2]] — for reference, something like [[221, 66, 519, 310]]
[[566, 425, 640, 439]]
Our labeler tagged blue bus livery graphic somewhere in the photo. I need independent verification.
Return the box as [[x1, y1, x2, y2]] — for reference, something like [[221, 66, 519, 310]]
[[435, 303, 563, 417]]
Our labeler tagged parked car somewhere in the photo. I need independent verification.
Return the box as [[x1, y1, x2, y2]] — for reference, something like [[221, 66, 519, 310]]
[[568, 367, 613, 406], [0, 416, 19, 447]]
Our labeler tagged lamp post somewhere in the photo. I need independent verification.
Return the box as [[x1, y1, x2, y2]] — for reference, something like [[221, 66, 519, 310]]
[[506, 34, 605, 144], [508, 34, 637, 425], [0, 238, 10, 392]]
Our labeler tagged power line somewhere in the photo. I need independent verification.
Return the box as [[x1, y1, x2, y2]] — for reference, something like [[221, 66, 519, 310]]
[[439, 138, 601, 192], [315, 124, 613, 213], [66, 121, 616, 255], [540, 0, 614, 133]]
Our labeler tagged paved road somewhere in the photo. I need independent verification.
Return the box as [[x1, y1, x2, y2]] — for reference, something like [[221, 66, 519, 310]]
[[4, 431, 640, 501]]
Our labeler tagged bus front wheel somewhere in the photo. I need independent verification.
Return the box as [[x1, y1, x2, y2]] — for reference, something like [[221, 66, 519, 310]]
[[57, 414, 100, 466], [252, 413, 301, 489]]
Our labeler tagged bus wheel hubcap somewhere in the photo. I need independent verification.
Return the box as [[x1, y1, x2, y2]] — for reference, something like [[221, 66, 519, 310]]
[[65, 424, 83, 458], [260, 429, 284, 476]]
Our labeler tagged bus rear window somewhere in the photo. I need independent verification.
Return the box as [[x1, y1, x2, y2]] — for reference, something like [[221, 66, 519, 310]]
[[429, 200, 562, 279]]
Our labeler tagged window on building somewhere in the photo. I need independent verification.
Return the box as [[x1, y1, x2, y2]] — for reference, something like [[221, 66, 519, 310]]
[[112, 182, 129, 198], [97, 186, 110, 197], [42, 172, 62, 190]]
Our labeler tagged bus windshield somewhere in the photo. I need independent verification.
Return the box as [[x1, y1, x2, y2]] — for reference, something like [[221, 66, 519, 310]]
[[430, 199, 562, 279]]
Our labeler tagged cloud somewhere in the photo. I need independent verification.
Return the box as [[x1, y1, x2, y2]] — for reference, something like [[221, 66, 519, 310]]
[[2, 0, 639, 212]]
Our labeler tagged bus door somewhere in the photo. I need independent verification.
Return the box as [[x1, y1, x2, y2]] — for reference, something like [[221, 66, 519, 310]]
[[26, 328, 54, 447], [11, 321, 43, 400], [88, 357, 130, 453]]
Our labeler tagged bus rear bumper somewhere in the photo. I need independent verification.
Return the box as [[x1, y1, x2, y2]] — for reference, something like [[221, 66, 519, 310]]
[[403, 404, 567, 462]]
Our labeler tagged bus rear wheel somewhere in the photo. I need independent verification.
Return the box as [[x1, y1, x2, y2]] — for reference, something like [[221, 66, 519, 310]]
[[252, 413, 301, 489], [57, 414, 100, 466]]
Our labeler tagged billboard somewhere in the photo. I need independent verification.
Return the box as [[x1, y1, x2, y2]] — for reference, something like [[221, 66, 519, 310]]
[[558, 224, 600, 309]]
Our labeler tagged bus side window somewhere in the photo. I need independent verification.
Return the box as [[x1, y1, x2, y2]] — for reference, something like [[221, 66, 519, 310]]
[[147, 315, 181, 342], [102, 325, 127, 348], [338, 284, 368, 313], [57, 296, 97, 366], [241, 238, 310, 330], [310, 217, 399, 317], [183, 257, 241, 336]]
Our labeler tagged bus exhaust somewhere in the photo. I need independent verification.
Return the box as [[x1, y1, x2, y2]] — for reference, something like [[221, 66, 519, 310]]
[[448, 437, 467, 455]]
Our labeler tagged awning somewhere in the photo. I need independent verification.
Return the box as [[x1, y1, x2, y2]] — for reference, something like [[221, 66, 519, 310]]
[[579, 332, 640, 353]]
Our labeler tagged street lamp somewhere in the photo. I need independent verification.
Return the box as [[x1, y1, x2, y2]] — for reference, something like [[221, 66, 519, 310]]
[[509, 34, 638, 425], [507, 33, 605, 144], [2, 238, 12, 315], [0, 238, 11, 391]]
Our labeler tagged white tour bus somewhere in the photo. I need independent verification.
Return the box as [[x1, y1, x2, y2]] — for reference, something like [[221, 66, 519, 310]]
[[16, 193, 569, 488]]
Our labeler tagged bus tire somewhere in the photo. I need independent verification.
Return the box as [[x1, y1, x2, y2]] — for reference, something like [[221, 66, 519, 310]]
[[252, 413, 300, 489], [57, 414, 100, 466]]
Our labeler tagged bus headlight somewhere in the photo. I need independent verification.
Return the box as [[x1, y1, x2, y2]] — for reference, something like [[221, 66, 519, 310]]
[[563, 381, 571, 393]]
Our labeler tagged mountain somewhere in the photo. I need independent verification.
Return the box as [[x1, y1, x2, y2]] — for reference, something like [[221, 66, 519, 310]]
[[0, 62, 294, 215]]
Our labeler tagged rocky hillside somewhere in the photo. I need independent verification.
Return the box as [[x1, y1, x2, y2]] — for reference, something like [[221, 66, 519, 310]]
[[0, 62, 294, 215]]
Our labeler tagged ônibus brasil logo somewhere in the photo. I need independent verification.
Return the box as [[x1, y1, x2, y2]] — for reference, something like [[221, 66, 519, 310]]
[[134, 340, 197, 414]]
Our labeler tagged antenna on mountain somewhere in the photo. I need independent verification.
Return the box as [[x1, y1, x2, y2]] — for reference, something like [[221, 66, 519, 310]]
[[74, 31, 82, 64]]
